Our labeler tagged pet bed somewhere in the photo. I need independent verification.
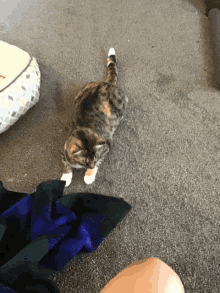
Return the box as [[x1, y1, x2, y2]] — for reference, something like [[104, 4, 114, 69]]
[[0, 40, 40, 134]]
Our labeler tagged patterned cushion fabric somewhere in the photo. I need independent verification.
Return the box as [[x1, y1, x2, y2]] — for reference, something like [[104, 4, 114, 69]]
[[0, 41, 40, 134]]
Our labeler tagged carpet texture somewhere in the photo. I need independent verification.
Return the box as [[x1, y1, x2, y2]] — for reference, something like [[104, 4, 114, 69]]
[[0, 0, 220, 292]]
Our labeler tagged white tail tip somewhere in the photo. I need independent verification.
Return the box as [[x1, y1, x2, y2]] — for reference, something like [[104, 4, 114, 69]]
[[108, 48, 115, 56]]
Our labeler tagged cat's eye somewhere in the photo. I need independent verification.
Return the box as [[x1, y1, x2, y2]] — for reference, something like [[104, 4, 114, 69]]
[[74, 150, 83, 155]]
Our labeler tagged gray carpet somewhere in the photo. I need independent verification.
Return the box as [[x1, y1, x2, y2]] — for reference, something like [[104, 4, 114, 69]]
[[0, 0, 220, 292]]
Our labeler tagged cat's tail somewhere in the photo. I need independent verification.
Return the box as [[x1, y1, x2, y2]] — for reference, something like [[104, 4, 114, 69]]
[[106, 48, 117, 85]]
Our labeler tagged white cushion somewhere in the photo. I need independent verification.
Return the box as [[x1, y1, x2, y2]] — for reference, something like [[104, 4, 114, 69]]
[[0, 41, 31, 91], [0, 41, 40, 134]]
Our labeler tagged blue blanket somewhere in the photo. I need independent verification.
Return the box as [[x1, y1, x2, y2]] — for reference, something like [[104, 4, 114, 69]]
[[0, 180, 131, 292]]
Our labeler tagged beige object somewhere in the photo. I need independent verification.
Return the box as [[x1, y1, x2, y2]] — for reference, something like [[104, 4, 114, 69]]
[[0, 41, 31, 91], [0, 41, 40, 134], [101, 257, 185, 293]]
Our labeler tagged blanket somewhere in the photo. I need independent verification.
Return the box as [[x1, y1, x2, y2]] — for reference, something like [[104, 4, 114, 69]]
[[0, 179, 131, 292]]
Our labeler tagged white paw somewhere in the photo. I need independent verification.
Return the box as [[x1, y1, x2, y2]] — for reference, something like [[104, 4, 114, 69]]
[[108, 48, 115, 56], [84, 167, 98, 185], [60, 172, 72, 187], [84, 175, 96, 185]]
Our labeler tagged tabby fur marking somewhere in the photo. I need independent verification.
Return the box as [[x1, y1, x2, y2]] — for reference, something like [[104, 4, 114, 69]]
[[60, 48, 128, 186]]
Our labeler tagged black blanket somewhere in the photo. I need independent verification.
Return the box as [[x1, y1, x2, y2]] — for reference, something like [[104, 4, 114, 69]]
[[0, 180, 131, 292]]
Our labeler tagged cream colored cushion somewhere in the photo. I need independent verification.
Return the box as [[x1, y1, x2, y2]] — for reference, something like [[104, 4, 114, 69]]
[[0, 41, 40, 134], [0, 41, 31, 91]]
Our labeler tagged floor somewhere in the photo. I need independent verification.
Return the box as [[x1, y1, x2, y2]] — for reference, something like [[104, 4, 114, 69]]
[[0, 0, 220, 292]]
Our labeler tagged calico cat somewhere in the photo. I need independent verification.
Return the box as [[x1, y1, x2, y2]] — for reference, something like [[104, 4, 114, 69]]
[[60, 48, 128, 186]]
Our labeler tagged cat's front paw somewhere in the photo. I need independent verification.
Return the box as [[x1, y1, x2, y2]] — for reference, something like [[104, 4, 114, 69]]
[[61, 172, 73, 187], [84, 167, 98, 185]]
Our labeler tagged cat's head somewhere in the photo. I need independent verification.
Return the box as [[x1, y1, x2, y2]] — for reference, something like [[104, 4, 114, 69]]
[[64, 127, 110, 169]]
